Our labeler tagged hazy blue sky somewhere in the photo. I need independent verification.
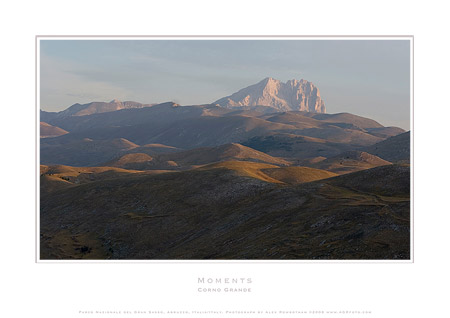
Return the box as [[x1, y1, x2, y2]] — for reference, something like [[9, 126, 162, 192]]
[[40, 39, 411, 129]]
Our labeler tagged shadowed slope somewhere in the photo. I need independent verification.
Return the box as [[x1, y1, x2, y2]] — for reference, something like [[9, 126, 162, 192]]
[[307, 112, 384, 129], [326, 164, 410, 196], [243, 133, 354, 160], [40, 164, 175, 195], [135, 115, 297, 148], [40, 138, 139, 166], [40, 164, 409, 259], [364, 131, 410, 163]]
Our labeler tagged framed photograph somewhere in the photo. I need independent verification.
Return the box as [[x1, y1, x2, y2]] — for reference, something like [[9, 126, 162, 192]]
[[38, 37, 412, 263]]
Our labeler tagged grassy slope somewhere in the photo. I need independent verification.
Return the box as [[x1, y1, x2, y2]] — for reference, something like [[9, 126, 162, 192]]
[[261, 166, 338, 185], [40, 163, 410, 260], [101, 143, 291, 171], [310, 151, 392, 174]]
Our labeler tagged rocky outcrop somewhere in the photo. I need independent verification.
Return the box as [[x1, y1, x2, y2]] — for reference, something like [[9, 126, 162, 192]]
[[214, 77, 326, 113]]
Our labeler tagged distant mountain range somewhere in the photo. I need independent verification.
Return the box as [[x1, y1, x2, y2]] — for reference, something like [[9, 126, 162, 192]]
[[40, 102, 406, 166], [41, 77, 326, 122], [41, 99, 156, 122]]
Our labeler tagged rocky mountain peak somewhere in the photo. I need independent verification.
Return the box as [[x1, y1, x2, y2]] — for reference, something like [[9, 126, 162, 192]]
[[214, 77, 326, 113]]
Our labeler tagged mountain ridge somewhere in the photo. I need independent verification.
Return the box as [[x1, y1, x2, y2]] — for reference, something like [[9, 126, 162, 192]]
[[214, 77, 326, 113], [41, 99, 157, 121]]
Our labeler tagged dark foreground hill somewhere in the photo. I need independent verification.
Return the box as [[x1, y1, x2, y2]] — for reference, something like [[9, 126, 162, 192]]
[[40, 163, 410, 260]]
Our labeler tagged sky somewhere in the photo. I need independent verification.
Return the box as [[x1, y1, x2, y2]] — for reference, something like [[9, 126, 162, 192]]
[[40, 39, 411, 129]]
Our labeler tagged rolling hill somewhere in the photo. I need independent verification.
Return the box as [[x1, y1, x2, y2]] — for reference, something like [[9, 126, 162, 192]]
[[40, 97, 403, 152], [158, 143, 290, 167], [305, 112, 383, 129], [41, 101, 197, 132], [40, 137, 139, 166], [242, 133, 354, 160], [40, 122, 68, 138], [40, 164, 410, 259], [309, 150, 392, 174], [41, 99, 156, 120], [40, 106, 401, 166], [364, 131, 411, 163], [103, 143, 290, 171], [40, 164, 173, 195], [103, 153, 157, 170], [261, 166, 338, 185]]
